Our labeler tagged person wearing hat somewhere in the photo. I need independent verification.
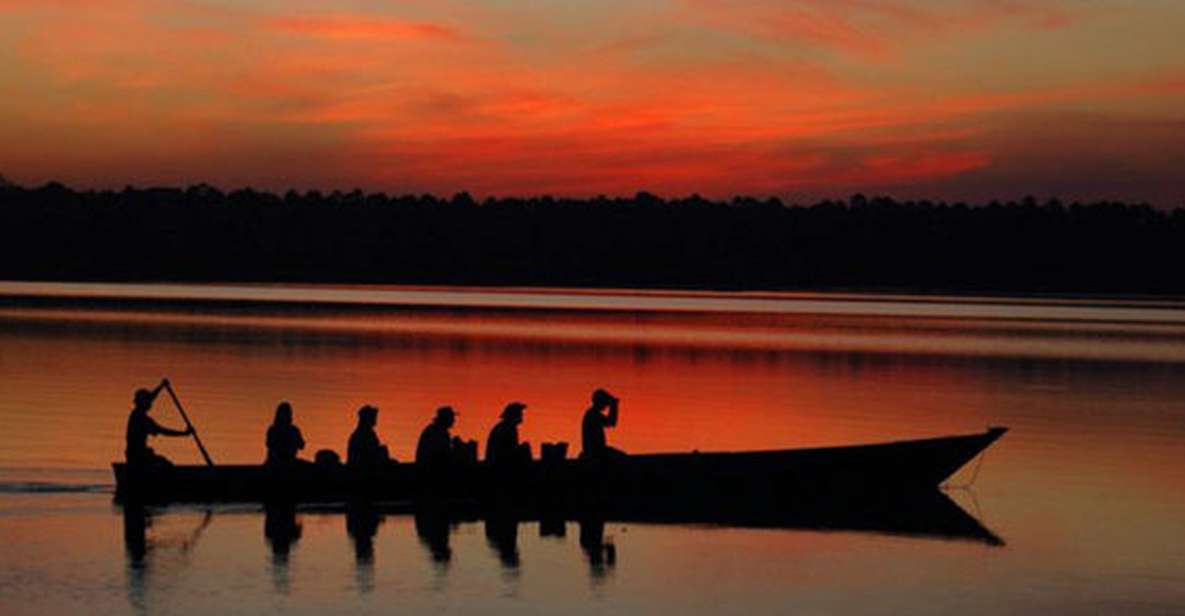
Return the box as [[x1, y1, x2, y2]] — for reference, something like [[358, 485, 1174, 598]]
[[486, 402, 532, 470], [125, 379, 193, 468], [581, 388, 625, 460], [347, 405, 392, 469], [416, 405, 459, 473]]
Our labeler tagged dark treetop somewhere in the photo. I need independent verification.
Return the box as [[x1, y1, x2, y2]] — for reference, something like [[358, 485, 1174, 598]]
[[2, 182, 1184, 294]]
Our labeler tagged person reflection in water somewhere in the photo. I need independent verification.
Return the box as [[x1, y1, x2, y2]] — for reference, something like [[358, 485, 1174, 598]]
[[581, 389, 625, 460], [486, 402, 531, 471], [579, 517, 616, 582], [125, 380, 192, 468], [123, 505, 212, 615], [264, 504, 302, 561], [485, 514, 521, 570], [347, 405, 392, 468], [264, 503, 301, 594], [265, 402, 306, 466], [346, 504, 383, 594], [122, 505, 150, 615], [414, 509, 453, 566], [123, 505, 150, 567]]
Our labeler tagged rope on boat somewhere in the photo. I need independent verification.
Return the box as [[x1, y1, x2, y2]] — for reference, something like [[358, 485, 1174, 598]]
[[941, 447, 989, 491]]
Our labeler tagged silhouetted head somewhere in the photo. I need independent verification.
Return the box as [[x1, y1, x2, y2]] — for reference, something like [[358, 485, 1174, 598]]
[[357, 405, 379, 428], [133, 388, 154, 411], [501, 402, 527, 425], [591, 389, 615, 410], [274, 401, 293, 426], [434, 406, 456, 428]]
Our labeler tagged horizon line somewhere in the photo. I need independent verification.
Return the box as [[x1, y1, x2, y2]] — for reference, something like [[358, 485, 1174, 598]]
[[1, 177, 1177, 210]]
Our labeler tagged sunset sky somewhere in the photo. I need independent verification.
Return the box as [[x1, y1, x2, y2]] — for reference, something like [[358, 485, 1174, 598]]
[[1, 0, 1183, 203]]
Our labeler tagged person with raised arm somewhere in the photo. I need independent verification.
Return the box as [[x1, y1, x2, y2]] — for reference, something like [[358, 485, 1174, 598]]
[[125, 379, 193, 469], [581, 389, 625, 460]]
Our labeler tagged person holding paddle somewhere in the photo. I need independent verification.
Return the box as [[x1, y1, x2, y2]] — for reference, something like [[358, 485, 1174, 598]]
[[125, 379, 193, 469]]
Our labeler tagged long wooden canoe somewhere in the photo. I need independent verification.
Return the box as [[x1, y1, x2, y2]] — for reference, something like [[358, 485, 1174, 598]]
[[113, 427, 1007, 506]]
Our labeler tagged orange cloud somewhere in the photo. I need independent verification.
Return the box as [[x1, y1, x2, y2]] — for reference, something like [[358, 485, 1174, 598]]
[[0, 0, 1182, 203], [683, 0, 1075, 60], [264, 14, 462, 42]]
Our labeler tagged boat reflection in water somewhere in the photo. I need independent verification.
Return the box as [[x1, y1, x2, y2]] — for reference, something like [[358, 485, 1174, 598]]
[[121, 488, 1001, 605]]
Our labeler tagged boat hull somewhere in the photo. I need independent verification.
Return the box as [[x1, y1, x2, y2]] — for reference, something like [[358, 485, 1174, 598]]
[[113, 428, 1007, 505]]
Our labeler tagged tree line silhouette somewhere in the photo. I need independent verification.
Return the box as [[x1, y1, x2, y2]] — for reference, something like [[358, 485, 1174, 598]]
[[2, 181, 1183, 293]]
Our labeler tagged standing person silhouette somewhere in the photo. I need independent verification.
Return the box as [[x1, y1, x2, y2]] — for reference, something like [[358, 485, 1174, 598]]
[[581, 389, 625, 460], [125, 380, 192, 468], [265, 401, 306, 466]]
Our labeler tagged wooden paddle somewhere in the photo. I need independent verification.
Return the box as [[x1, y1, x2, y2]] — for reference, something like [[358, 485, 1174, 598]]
[[161, 379, 215, 467]]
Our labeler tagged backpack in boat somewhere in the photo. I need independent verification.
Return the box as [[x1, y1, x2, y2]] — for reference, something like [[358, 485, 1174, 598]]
[[314, 449, 342, 466]]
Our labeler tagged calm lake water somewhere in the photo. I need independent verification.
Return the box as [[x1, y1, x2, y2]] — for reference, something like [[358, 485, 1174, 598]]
[[2, 283, 1185, 614]]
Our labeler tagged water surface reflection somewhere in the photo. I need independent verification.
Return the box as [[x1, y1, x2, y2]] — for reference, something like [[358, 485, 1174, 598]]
[[119, 490, 1000, 610], [3, 286, 1185, 614]]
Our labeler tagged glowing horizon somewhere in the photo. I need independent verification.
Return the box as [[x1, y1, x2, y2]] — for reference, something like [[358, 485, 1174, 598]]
[[1, 0, 1183, 204]]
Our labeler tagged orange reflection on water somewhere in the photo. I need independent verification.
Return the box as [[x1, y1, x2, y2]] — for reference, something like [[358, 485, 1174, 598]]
[[1, 295, 1184, 483], [1, 310, 1004, 468]]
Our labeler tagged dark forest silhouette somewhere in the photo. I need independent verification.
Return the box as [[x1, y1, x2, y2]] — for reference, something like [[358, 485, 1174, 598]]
[[2, 181, 1183, 293]]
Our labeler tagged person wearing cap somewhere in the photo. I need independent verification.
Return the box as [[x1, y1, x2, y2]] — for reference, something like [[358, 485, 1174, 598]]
[[125, 380, 193, 468], [486, 402, 532, 470], [581, 389, 625, 460], [416, 405, 459, 472], [347, 405, 392, 469]]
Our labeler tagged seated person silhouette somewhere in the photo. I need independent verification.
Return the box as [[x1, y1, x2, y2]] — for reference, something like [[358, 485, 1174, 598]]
[[347, 405, 392, 469], [581, 389, 626, 460], [265, 401, 306, 466], [486, 402, 532, 471], [416, 406, 463, 481], [125, 380, 192, 469]]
